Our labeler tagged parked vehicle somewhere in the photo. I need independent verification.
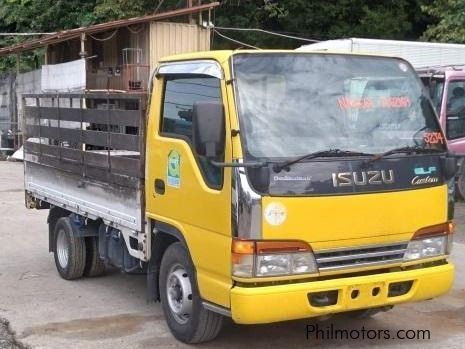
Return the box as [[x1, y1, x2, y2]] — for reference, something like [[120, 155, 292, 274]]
[[298, 38, 465, 198], [296, 38, 465, 68], [24, 50, 456, 343]]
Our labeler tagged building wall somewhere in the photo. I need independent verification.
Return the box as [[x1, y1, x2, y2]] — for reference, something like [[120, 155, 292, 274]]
[[149, 22, 211, 71], [16, 69, 41, 132], [0, 74, 15, 133], [44, 22, 210, 90], [46, 26, 151, 91], [47, 39, 81, 64]]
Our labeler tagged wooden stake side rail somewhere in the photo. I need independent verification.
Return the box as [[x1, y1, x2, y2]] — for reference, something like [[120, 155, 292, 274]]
[[25, 125, 140, 151], [24, 106, 141, 128], [23, 93, 147, 187]]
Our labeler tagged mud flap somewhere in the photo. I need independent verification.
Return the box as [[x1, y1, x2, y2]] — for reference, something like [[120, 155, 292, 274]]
[[147, 254, 160, 302]]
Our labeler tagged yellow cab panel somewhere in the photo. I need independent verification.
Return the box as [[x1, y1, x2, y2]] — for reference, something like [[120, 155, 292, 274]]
[[145, 55, 234, 308], [261, 185, 448, 249]]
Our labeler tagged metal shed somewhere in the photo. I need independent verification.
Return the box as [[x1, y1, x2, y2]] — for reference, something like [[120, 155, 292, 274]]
[[0, 2, 219, 150]]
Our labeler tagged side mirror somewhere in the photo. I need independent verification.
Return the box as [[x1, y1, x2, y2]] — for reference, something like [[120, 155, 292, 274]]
[[443, 156, 458, 180], [247, 166, 271, 193], [192, 101, 225, 158]]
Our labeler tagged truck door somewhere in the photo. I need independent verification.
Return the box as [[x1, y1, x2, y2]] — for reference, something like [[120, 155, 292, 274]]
[[146, 61, 233, 307], [442, 78, 465, 152]]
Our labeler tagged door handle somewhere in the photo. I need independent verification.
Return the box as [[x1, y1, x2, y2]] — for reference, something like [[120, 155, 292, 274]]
[[154, 179, 165, 195]]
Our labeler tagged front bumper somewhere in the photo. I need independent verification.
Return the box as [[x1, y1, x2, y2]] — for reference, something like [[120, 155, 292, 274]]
[[230, 263, 454, 324]]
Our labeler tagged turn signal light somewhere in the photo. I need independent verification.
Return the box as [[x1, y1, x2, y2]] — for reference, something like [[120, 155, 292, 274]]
[[412, 222, 454, 240]]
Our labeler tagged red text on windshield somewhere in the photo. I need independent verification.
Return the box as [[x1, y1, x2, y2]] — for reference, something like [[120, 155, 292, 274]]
[[338, 96, 411, 110]]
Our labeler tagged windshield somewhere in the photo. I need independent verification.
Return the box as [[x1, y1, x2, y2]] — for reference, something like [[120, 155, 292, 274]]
[[232, 53, 446, 159]]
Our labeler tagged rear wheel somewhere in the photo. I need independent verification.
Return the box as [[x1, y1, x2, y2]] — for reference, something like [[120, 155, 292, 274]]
[[53, 217, 86, 280], [84, 237, 106, 277], [159, 242, 223, 343]]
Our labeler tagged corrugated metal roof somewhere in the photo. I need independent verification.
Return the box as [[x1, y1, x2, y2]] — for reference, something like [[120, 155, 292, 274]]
[[0, 2, 219, 56]]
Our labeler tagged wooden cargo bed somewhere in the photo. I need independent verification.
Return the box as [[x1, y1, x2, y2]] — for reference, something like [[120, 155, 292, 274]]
[[23, 93, 147, 237]]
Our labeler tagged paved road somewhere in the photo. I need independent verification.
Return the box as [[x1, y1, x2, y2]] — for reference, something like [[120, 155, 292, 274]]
[[1, 161, 465, 348]]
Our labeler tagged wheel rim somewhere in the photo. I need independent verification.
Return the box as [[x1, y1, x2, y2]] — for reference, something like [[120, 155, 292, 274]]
[[166, 264, 193, 324], [56, 229, 69, 269]]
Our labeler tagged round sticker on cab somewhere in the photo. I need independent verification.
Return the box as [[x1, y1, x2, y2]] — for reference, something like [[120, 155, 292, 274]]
[[264, 202, 287, 226]]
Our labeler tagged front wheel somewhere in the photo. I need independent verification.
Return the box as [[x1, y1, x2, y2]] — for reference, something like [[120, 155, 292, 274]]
[[159, 242, 223, 343]]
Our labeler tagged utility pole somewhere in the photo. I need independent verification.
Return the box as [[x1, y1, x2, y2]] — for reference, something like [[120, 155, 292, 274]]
[[14, 53, 20, 150]]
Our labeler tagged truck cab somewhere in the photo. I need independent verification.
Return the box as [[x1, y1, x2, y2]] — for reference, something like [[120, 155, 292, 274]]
[[147, 50, 454, 334], [24, 50, 456, 344]]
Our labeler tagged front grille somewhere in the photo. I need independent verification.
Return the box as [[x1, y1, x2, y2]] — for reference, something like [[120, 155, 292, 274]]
[[314, 241, 408, 271]]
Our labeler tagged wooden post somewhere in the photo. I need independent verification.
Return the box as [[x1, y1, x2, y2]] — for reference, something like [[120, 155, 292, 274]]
[[188, 0, 195, 24], [79, 33, 87, 58], [14, 53, 20, 150], [15, 53, 20, 74]]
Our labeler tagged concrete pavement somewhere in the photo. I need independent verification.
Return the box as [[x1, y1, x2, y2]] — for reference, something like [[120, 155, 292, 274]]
[[1, 161, 464, 348]]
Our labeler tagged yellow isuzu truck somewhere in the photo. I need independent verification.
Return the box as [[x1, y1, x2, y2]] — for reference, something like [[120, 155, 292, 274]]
[[24, 50, 456, 343]]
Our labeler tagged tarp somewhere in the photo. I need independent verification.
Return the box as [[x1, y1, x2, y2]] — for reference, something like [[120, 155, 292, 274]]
[[41, 59, 86, 92], [8, 145, 23, 161]]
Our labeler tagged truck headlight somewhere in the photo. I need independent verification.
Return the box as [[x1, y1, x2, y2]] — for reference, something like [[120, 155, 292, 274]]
[[404, 236, 447, 260], [403, 222, 454, 262], [232, 240, 318, 278], [256, 252, 316, 276]]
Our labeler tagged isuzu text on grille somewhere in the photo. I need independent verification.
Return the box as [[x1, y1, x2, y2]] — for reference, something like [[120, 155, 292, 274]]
[[332, 170, 395, 187]]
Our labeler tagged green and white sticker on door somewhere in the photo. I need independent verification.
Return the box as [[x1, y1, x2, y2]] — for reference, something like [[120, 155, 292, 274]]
[[167, 150, 181, 188]]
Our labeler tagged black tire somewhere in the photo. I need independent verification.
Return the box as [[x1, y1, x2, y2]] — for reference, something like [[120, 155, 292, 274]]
[[159, 242, 223, 344], [84, 237, 106, 277], [456, 163, 465, 200], [53, 217, 86, 280]]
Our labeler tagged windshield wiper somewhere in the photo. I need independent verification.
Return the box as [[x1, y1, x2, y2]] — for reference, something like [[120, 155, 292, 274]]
[[273, 149, 373, 173], [365, 145, 445, 164]]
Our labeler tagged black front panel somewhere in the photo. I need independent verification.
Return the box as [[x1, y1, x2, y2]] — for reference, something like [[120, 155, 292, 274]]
[[250, 155, 445, 196]]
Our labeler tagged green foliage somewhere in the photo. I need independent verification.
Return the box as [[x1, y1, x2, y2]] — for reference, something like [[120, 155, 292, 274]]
[[0, 49, 42, 73], [0, 0, 98, 31], [93, 0, 188, 21], [0, 0, 97, 72], [94, 0, 157, 21], [214, 0, 428, 49], [422, 0, 465, 43]]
